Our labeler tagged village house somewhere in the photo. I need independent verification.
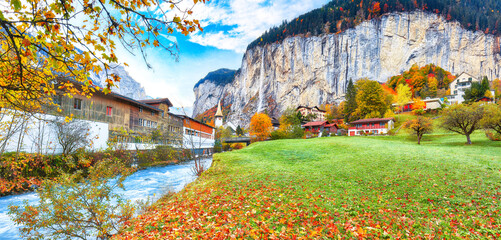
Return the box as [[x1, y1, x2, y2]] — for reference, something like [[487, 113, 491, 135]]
[[178, 115, 215, 156], [348, 118, 394, 136], [447, 72, 479, 104], [393, 97, 444, 112], [0, 81, 191, 153], [296, 106, 326, 121], [55, 91, 185, 148], [302, 121, 339, 136], [139, 98, 183, 146]]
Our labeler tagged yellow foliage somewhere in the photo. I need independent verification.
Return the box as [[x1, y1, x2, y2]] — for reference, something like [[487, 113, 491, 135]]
[[0, 0, 204, 114], [250, 113, 273, 142]]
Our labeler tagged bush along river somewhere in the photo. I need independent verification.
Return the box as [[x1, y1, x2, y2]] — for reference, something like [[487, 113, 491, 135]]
[[0, 158, 212, 239]]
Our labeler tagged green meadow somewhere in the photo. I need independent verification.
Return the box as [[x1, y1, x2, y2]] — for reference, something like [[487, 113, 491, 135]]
[[117, 133, 501, 239]]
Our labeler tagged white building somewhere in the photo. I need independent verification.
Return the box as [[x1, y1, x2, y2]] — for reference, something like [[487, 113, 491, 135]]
[[0, 111, 109, 154], [447, 72, 479, 104], [178, 115, 215, 156]]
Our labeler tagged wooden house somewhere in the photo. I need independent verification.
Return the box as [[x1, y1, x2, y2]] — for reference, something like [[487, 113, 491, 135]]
[[296, 106, 326, 121], [348, 118, 394, 136]]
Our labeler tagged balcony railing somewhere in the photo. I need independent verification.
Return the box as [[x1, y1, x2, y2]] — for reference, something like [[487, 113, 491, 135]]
[[349, 126, 387, 130]]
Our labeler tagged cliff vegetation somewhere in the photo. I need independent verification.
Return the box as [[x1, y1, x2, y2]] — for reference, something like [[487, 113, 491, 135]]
[[248, 0, 501, 50]]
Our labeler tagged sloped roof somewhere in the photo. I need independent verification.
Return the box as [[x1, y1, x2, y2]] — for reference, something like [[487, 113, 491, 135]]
[[350, 118, 394, 124], [296, 106, 326, 112], [302, 121, 328, 127], [138, 98, 173, 107]]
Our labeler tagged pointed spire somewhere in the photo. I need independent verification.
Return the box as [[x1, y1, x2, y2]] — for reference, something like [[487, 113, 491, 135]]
[[215, 100, 223, 117]]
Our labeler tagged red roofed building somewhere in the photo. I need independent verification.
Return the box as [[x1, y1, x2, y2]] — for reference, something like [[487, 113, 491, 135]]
[[302, 121, 339, 135], [348, 118, 394, 136]]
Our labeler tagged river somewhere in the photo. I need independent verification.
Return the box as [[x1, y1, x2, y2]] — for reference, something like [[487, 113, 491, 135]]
[[0, 158, 212, 239]]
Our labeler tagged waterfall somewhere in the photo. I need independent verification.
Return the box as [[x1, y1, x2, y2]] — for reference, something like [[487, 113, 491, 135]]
[[257, 50, 265, 113]]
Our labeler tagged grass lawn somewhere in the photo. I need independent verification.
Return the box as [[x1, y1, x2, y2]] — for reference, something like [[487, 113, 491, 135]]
[[115, 133, 501, 239]]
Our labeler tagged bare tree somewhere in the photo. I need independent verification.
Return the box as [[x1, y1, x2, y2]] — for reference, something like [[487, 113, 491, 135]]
[[0, 109, 31, 155], [51, 118, 91, 155]]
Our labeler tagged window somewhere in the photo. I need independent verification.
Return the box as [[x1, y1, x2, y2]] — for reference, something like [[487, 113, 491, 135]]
[[74, 98, 82, 110], [139, 107, 143, 112], [53, 95, 62, 105], [151, 111, 155, 116], [138, 118, 143, 126], [106, 106, 112, 116]]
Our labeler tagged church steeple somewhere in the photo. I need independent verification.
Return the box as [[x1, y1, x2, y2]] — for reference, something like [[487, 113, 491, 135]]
[[215, 101, 223, 127], [215, 101, 223, 118]]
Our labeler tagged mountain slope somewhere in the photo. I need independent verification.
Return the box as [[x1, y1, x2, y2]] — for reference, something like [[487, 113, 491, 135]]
[[193, 11, 501, 126], [249, 0, 501, 50], [90, 64, 148, 100]]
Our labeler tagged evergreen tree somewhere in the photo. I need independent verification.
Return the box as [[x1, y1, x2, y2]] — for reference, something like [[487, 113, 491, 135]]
[[236, 126, 244, 136], [464, 76, 491, 102], [343, 79, 358, 122]]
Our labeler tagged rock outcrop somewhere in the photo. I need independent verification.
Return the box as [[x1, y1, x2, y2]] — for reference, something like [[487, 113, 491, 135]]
[[193, 11, 501, 126], [90, 64, 148, 100]]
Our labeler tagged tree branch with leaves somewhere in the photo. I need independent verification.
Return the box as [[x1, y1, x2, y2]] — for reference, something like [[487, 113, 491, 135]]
[[0, 0, 204, 113]]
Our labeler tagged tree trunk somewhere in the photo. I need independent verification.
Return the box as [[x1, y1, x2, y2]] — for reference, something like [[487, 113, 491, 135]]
[[417, 135, 421, 145], [466, 134, 472, 145]]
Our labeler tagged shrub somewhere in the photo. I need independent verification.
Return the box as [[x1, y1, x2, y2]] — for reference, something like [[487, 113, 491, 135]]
[[270, 130, 286, 140], [321, 130, 329, 137], [9, 159, 135, 240], [485, 131, 501, 141], [230, 143, 245, 150]]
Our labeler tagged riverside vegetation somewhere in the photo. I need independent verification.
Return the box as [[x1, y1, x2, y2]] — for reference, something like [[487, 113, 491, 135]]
[[0, 146, 191, 196], [114, 130, 501, 239]]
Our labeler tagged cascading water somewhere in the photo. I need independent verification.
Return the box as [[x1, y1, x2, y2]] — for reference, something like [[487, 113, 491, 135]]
[[257, 50, 265, 112], [0, 158, 212, 239]]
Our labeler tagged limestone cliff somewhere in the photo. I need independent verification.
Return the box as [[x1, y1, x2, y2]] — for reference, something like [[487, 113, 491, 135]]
[[193, 11, 501, 126]]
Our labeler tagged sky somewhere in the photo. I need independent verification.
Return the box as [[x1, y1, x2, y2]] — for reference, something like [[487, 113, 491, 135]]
[[114, 0, 330, 109]]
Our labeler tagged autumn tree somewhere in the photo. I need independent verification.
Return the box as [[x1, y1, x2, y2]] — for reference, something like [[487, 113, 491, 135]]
[[354, 79, 388, 119], [9, 158, 135, 239], [441, 103, 484, 144], [493, 79, 501, 100], [411, 98, 426, 115], [250, 113, 273, 142], [0, 0, 204, 113], [481, 103, 501, 135], [403, 116, 433, 144], [343, 79, 358, 122], [396, 84, 412, 112], [325, 103, 344, 121]]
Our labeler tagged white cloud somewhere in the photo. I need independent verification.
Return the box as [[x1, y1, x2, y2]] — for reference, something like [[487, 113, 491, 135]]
[[186, 0, 329, 52]]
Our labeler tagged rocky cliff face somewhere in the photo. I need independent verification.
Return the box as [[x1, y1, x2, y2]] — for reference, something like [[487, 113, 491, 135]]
[[193, 11, 501, 126], [90, 64, 148, 100]]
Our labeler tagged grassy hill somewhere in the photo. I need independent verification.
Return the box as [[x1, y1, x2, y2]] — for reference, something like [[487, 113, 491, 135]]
[[115, 133, 501, 239]]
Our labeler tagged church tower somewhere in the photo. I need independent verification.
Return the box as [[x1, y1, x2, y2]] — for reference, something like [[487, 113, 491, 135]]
[[215, 101, 223, 128]]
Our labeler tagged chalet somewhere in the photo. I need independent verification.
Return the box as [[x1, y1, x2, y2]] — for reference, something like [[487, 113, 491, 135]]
[[139, 98, 183, 146], [447, 72, 479, 104], [392, 98, 443, 112], [348, 118, 394, 136], [1, 80, 187, 153], [296, 106, 326, 121], [302, 121, 339, 135], [178, 115, 215, 156]]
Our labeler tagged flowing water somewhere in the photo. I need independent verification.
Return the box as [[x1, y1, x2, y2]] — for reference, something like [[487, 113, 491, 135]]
[[0, 158, 212, 239]]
